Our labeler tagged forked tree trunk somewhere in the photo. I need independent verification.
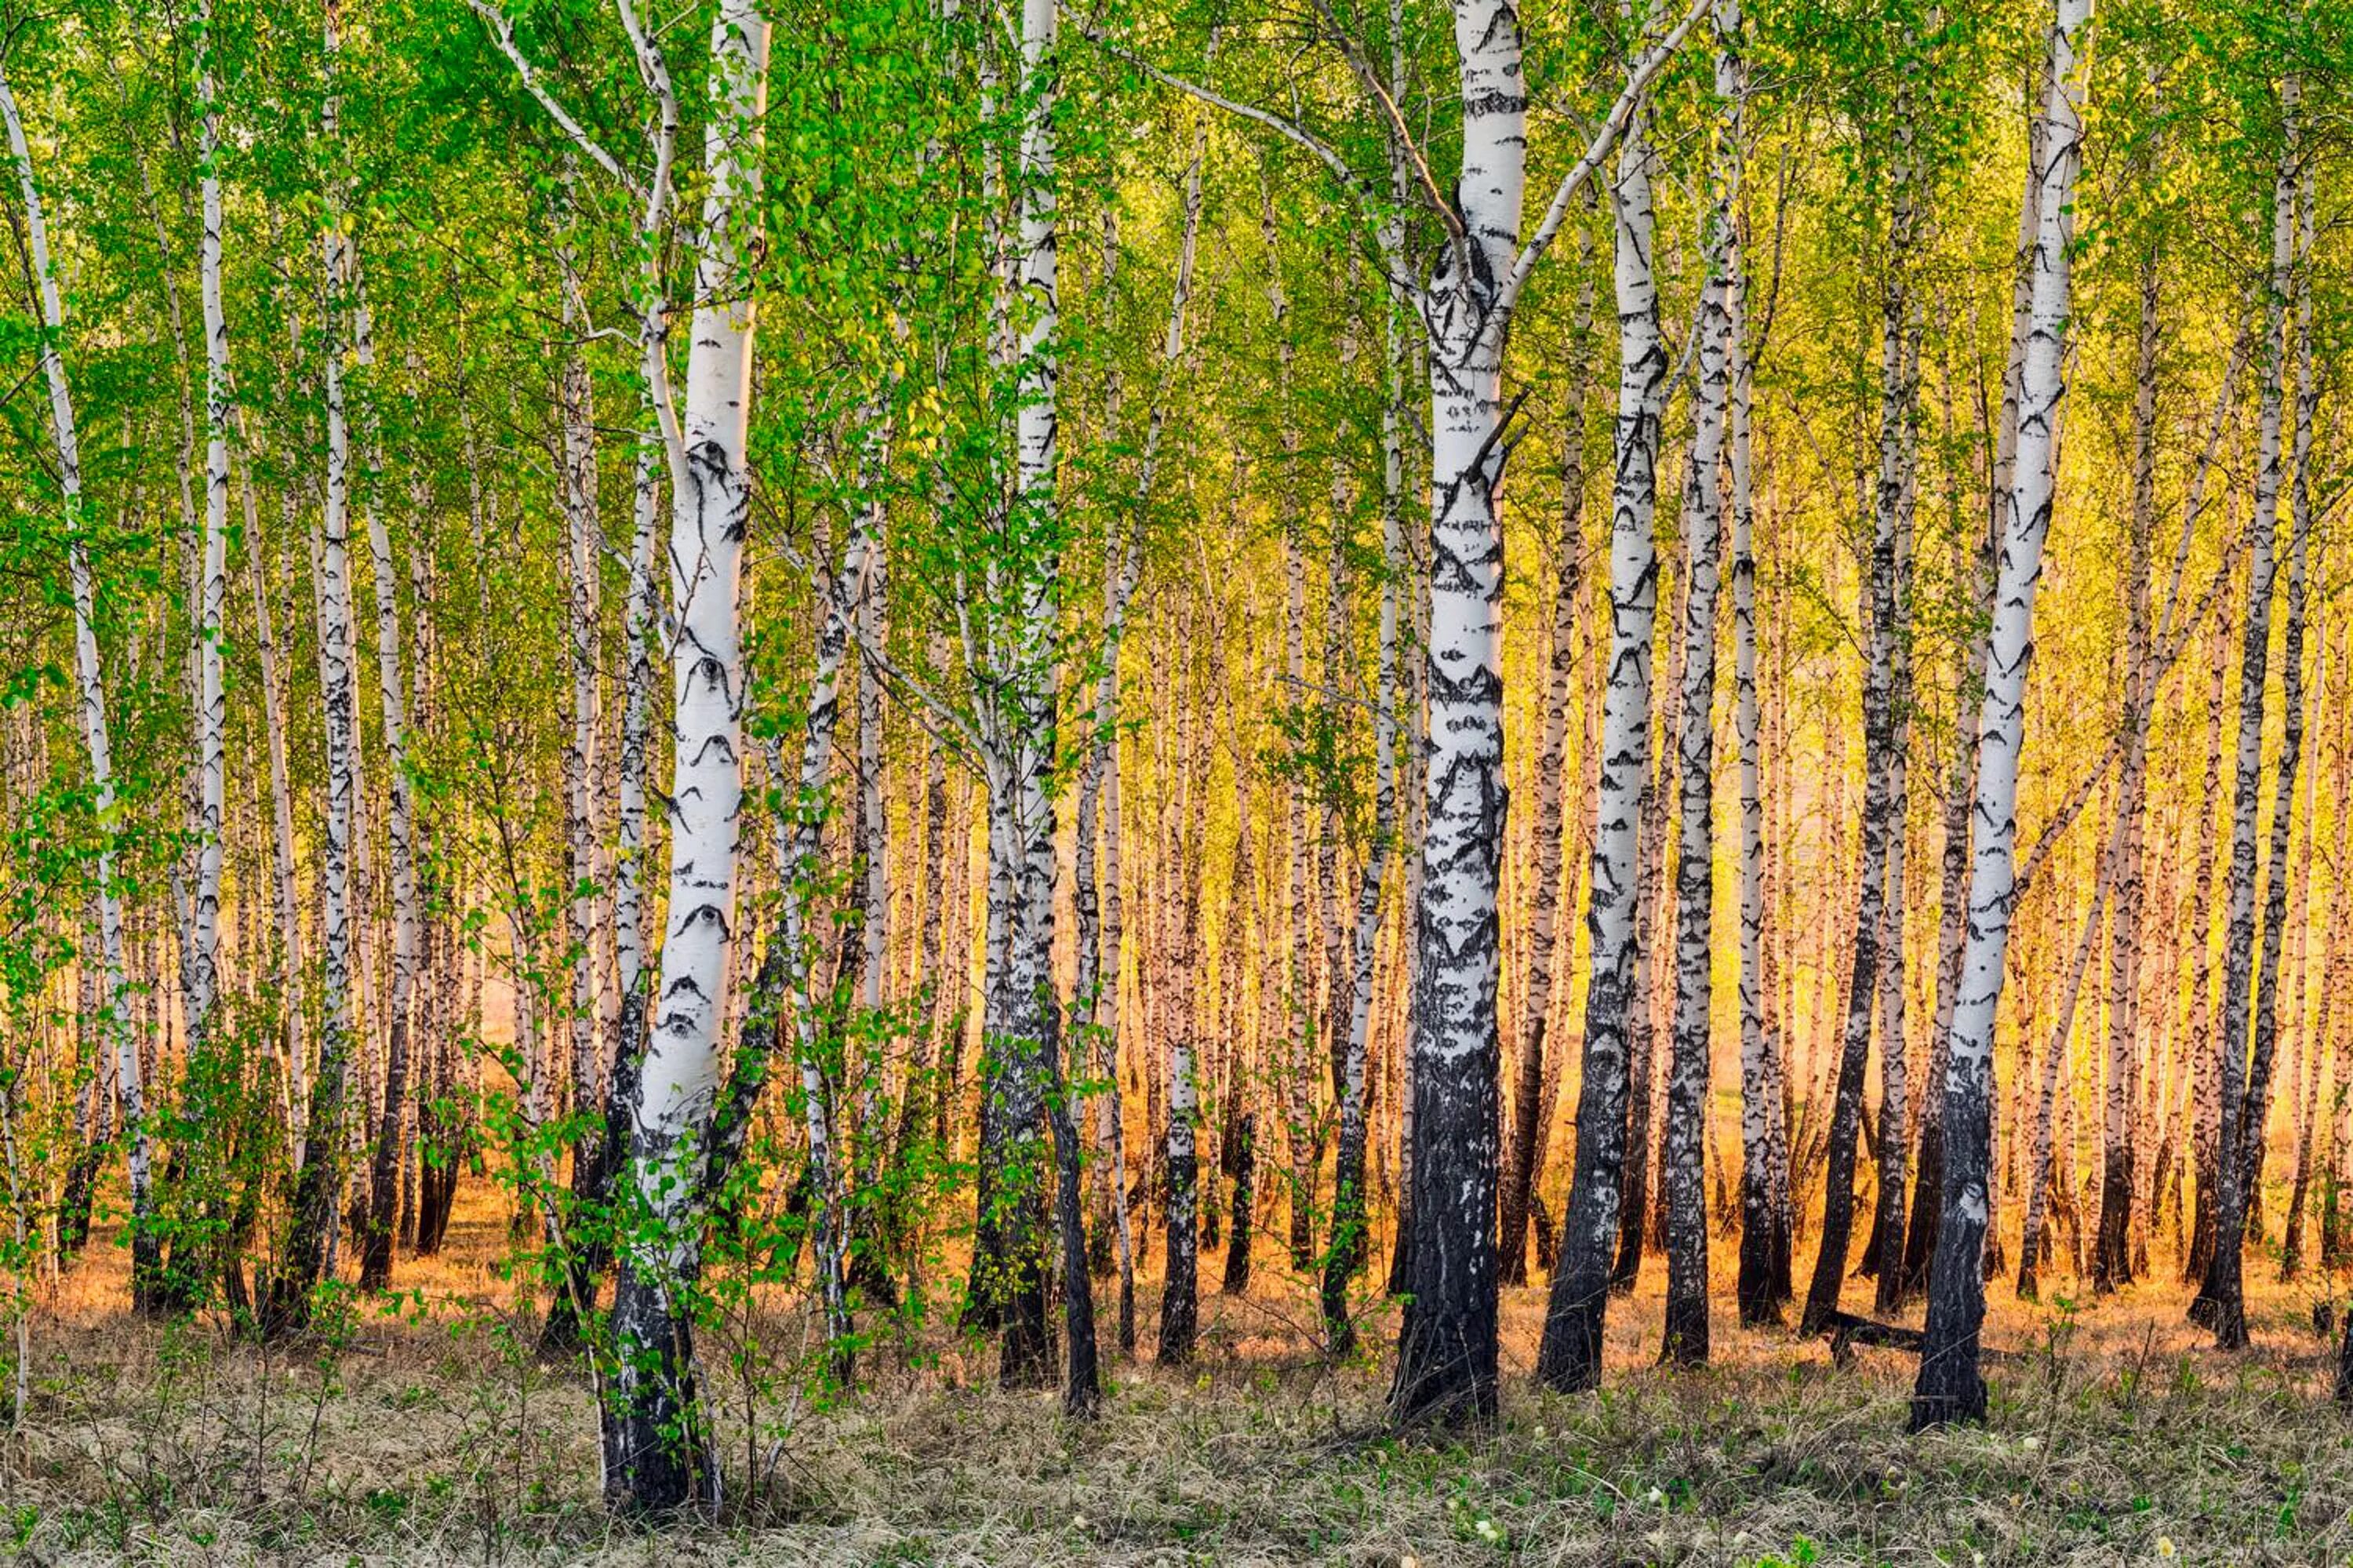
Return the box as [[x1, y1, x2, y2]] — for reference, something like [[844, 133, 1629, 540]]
[[1385, 0, 1537, 1425], [2193, 84, 2298, 1350]]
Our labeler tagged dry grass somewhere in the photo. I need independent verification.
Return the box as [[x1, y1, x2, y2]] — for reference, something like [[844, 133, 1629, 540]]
[[6, 1207, 2353, 1565]]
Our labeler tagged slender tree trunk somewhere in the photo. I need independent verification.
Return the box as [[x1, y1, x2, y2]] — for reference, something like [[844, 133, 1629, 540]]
[[1324, 213, 1406, 1350], [1159, 689, 1209, 1365], [2193, 85, 2298, 1349], [1540, 77, 1664, 1397], [184, 0, 232, 1221], [1869, 320, 1920, 1309], [2184, 580, 2235, 1283], [1501, 244, 1595, 1290], [1800, 305, 1908, 1336], [2093, 256, 2162, 1294], [2020, 844, 2112, 1298], [1911, 0, 2090, 1428], [1660, 10, 1740, 1364], [270, 0, 366, 1333], [0, 61, 159, 1312], [354, 301, 420, 1301], [602, 0, 770, 1510], [1729, 136, 1787, 1326]]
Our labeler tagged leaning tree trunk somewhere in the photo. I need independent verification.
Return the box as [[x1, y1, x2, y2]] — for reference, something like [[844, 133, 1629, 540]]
[[1901, 46, 2046, 1305], [1799, 298, 1907, 1337], [0, 61, 158, 1312], [1798, 104, 1911, 1327], [1911, 0, 2090, 1430], [2220, 181, 2316, 1333], [602, 0, 770, 1512], [718, 477, 882, 1384]]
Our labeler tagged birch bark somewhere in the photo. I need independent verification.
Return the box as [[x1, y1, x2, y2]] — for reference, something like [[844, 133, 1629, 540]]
[[602, 0, 770, 1510], [1911, 0, 2091, 1427], [0, 62, 159, 1308], [2192, 81, 2298, 1348], [1660, 2, 1740, 1363]]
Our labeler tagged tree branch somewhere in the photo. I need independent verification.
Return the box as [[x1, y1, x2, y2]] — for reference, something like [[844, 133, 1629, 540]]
[[1499, 0, 1716, 317], [468, 0, 646, 203]]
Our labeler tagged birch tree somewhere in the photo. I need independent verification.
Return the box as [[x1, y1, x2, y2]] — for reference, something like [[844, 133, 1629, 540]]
[[602, 0, 771, 1509], [1660, 0, 1742, 1366], [1911, 0, 2093, 1428], [0, 56, 159, 1311]]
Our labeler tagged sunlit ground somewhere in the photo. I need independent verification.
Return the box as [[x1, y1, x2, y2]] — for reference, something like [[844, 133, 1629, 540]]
[[6, 1182, 2351, 1564]]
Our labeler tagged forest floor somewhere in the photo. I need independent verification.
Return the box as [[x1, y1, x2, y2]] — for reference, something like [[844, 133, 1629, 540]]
[[5, 1202, 2353, 1566]]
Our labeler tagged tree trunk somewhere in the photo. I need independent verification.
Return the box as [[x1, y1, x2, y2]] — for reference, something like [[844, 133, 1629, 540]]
[[2093, 256, 2162, 1294], [1729, 151, 1788, 1326], [1501, 246, 1595, 1290], [0, 60, 160, 1313], [1324, 203, 1406, 1351], [602, 0, 770, 1511], [1540, 81, 1664, 1398], [271, 0, 365, 1333], [1911, 0, 2089, 1428], [2193, 85, 2299, 1350], [1660, 13, 1740, 1365]]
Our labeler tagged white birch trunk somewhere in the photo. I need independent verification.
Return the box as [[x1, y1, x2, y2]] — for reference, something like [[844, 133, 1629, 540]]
[[1912, 0, 2091, 1427], [1540, 71, 1663, 1397], [2195, 78, 2299, 1348], [604, 0, 770, 1511], [0, 63, 158, 1301], [1661, 7, 1740, 1362], [1388, 0, 1530, 1426], [187, 0, 231, 1080]]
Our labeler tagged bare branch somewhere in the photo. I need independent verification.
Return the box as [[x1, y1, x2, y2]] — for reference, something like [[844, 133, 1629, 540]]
[[469, 0, 646, 202], [1500, 0, 1716, 316], [1084, 26, 1380, 208]]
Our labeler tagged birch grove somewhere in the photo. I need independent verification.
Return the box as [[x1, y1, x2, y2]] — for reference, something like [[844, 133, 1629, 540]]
[[1, 0, 2352, 1537]]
